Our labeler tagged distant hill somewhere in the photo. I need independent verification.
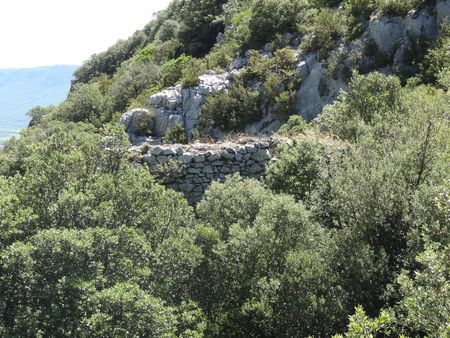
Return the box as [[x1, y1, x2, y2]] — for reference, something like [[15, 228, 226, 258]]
[[0, 65, 77, 144]]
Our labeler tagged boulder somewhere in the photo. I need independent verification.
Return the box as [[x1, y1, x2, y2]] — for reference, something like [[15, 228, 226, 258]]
[[216, 32, 225, 44], [149, 72, 231, 137], [153, 108, 171, 136], [149, 86, 183, 110], [295, 63, 346, 121], [437, 0, 450, 25], [167, 115, 184, 133], [404, 8, 437, 39], [230, 57, 247, 70], [119, 108, 153, 136], [197, 72, 230, 95], [369, 16, 404, 55]]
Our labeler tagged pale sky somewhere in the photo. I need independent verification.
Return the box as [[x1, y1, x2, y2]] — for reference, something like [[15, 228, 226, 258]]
[[0, 0, 173, 68]]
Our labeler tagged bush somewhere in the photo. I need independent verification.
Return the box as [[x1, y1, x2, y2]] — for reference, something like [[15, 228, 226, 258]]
[[197, 174, 271, 238], [177, 0, 226, 57], [155, 19, 181, 42], [205, 44, 235, 70], [162, 55, 192, 87], [202, 84, 261, 132], [266, 139, 325, 202], [27, 106, 57, 126], [301, 8, 347, 59], [240, 48, 300, 117], [316, 72, 403, 141], [134, 109, 155, 136], [376, 0, 424, 16], [164, 124, 188, 144], [73, 30, 146, 85], [56, 82, 109, 125], [181, 58, 205, 88], [248, 0, 306, 46], [278, 115, 309, 135], [344, 0, 375, 18], [134, 40, 180, 65], [109, 61, 161, 113], [421, 23, 450, 83], [127, 85, 162, 111]]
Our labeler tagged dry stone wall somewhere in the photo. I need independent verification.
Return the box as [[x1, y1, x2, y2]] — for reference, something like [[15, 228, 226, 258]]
[[130, 138, 282, 203]]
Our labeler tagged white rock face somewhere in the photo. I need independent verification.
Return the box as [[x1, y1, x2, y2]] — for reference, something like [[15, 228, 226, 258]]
[[149, 72, 231, 137], [437, 0, 450, 25], [150, 86, 183, 111], [295, 63, 346, 121], [369, 16, 404, 55], [369, 9, 438, 56], [404, 8, 437, 39], [119, 108, 152, 135]]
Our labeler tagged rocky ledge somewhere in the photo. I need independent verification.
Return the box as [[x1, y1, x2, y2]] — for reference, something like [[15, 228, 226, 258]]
[[129, 138, 286, 203]]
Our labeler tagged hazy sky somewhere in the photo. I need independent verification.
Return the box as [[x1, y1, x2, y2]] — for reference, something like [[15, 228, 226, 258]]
[[0, 0, 172, 68]]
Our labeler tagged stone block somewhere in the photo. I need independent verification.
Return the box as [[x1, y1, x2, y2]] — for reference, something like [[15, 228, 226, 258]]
[[203, 165, 214, 174], [194, 154, 206, 163], [178, 153, 193, 163]]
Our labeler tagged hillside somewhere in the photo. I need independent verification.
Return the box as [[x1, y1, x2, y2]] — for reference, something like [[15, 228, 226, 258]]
[[0, 0, 448, 337], [0, 65, 76, 143]]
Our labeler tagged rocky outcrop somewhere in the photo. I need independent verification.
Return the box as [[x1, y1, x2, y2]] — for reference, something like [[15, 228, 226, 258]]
[[119, 108, 152, 134], [437, 0, 450, 25], [149, 72, 231, 138], [369, 16, 405, 55], [295, 53, 347, 121], [119, 108, 158, 144], [124, 1, 447, 141], [129, 138, 284, 203], [368, 8, 438, 57]]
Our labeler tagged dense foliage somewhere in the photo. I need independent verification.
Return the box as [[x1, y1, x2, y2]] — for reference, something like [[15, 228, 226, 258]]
[[1, 0, 449, 336]]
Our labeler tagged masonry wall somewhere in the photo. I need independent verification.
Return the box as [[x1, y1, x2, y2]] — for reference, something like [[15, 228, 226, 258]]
[[130, 139, 277, 203]]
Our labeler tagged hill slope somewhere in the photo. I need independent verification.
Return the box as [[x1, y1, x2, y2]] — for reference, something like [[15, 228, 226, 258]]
[[0, 65, 77, 143]]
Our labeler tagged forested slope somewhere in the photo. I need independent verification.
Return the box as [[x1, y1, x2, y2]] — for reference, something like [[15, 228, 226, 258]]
[[0, 0, 449, 337]]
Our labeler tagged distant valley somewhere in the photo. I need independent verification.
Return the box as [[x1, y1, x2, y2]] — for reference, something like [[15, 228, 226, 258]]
[[0, 65, 77, 144]]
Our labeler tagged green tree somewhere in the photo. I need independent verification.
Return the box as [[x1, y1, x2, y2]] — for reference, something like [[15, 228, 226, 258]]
[[81, 283, 177, 338], [266, 138, 326, 202], [109, 61, 161, 113]]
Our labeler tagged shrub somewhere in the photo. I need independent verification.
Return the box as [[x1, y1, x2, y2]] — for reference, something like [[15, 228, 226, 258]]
[[421, 23, 450, 83], [266, 139, 325, 202], [273, 90, 297, 117], [155, 19, 181, 42], [162, 55, 192, 87], [109, 61, 161, 113], [316, 72, 403, 141], [344, 0, 375, 18], [56, 82, 108, 125], [240, 48, 300, 117], [197, 174, 271, 238], [248, 0, 306, 46], [134, 40, 180, 65], [301, 8, 347, 59], [205, 44, 235, 70], [376, 0, 424, 16], [202, 84, 261, 132], [127, 85, 162, 111], [150, 158, 186, 185], [27, 106, 57, 126], [134, 109, 155, 136], [278, 115, 309, 135], [73, 30, 146, 85], [181, 59, 205, 88], [164, 124, 188, 144], [343, 0, 375, 39], [177, 0, 226, 57]]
